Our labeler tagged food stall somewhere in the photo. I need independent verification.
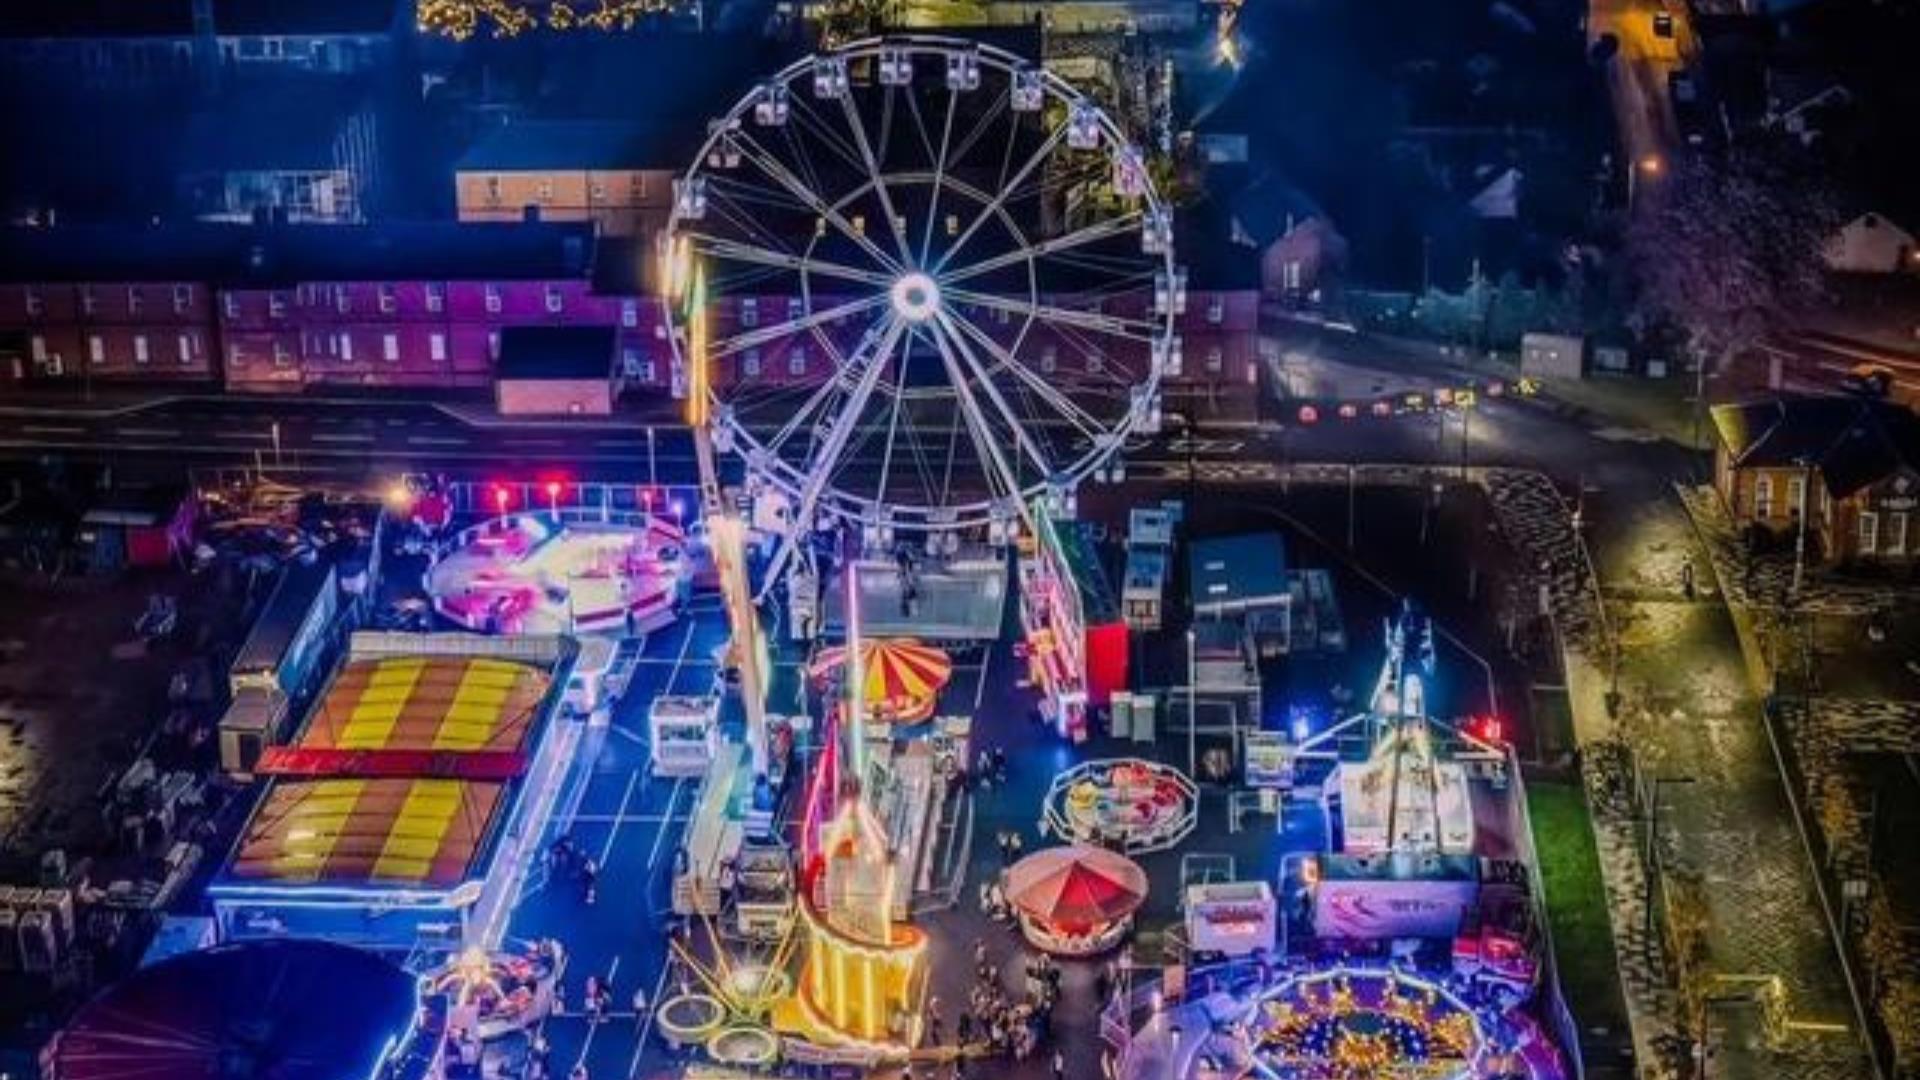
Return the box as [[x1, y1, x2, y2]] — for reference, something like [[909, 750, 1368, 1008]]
[[1183, 881, 1276, 959], [650, 695, 721, 778], [1017, 510, 1127, 741]]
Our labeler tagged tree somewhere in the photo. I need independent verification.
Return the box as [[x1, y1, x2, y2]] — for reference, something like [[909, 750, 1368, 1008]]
[[1626, 143, 1840, 424]]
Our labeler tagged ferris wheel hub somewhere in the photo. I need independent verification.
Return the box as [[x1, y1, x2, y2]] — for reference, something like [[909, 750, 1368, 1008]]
[[888, 272, 941, 324]]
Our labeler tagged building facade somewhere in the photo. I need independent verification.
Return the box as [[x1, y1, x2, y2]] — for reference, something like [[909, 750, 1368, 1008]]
[[1712, 397, 1920, 568], [454, 121, 678, 239]]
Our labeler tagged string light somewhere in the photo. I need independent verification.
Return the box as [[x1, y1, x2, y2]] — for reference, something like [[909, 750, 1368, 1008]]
[[416, 0, 671, 41]]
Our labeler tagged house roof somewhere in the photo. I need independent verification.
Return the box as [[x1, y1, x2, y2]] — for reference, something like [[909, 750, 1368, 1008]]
[[0, 222, 599, 285], [457, 119, 685, 172], [180, 84, 369, 172], [0, 0, 195, 38], [1712, 396, 1920, 498], [497, 326, 615, 380], [212, 0, 399, 35]]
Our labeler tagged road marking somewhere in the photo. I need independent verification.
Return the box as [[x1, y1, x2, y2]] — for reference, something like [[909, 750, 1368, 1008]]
[[114, 427, 181, 438], [597, 439, 648, 449], [215, 430, 270, 440], [598, 769, 640, 865], [20, 424, 83, 435], [631, 955, 672, 1078], [571, 954, 621, 1070], [506, 437, 566, 448], [311, 432, 374, 443], [407, 435, 469, 446], [646, 779, 686, 874], [663, 620, 698, 696]]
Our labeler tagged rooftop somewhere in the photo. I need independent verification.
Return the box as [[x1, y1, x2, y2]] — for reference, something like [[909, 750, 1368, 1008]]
[[497, 326, 616, 381], [1712, 395, 1920, 498], [457, 118, 685, 172], [1189, 532, 1290, 616], [211, 0, 401, 36], [0, 222, 598, 286]]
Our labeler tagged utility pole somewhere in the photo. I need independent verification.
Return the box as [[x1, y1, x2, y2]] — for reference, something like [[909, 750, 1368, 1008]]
[[1792, 459, 1811, 597], [1186, 627, 1198, 778]]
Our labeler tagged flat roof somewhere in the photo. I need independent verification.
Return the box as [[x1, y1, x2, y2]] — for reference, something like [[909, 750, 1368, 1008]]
[[222, 654, 555, 889], [1189, 532, 1289, 614], [497, 326, 615, 381]]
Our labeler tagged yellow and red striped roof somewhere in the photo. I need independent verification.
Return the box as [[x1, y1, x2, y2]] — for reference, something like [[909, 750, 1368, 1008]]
[[231, 655, 552, 887], [230, 778, 504, 887]]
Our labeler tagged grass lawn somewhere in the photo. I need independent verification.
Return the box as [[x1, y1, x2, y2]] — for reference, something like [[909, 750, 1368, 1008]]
[[1540, 374, 1700, 446], [1526, 778, 1631, 1048]]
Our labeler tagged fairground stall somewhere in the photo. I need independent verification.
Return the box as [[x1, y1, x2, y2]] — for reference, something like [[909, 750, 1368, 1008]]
[[806, 638, 953, 725], [1018, 509, 1128, 741], [208, 632, 578, 954]]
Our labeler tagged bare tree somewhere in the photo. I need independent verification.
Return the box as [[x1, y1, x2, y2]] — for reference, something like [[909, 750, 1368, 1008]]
[[1627, 144, 1839, 423]]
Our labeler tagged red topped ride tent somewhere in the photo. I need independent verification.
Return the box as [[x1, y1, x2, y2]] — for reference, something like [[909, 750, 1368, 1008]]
[[1004, 844, 1148, 955]]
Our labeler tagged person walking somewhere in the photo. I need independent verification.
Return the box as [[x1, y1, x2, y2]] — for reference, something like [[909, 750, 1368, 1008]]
[[631, 985, 649, 1035], [1051, 1050, 1066, 1080], [580, 856, 598, 905]]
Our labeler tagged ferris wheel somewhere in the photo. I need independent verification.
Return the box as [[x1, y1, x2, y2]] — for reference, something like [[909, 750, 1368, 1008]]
[[664, 35, 1182, 548]]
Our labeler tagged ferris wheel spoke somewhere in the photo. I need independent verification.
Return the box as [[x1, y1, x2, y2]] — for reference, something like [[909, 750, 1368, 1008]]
[[943, 286, 1159, 341], [917, 89, 959, 267], [931, 313, 1054, 479], [923, 318, 1030, 510], [944, 87, 1008, 176], [731, 128, 903, 275], [938, 211, 1143, 287], [707, 294, 890, 360], [940, 312, 1106, 439], [834, 88, 915, 267], [932, 121, 1068, 276], [686, 234, 895, 290]]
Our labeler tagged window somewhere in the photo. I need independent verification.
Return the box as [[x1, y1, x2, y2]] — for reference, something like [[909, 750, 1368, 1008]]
[[994, 305, 1010, 326], [30, 336, 47, 363], [23, 287, 43, 317], [81, 287, 97, 316], [743, 348, 762, 377], [426, 282, 445, 313], [544, 285, 564, 314], [622, 347, 642, 377], [1087, 353, 1104, 375], [1859, 510, 1880, 555], [622, 300, 639, 328], [740, 298, 759, 328], [1889, 512, 1910, 557], [1787, 476, 1806, 518], [484, 285, 502, 314], [338, 333, 354, 361], [133, 335, 149, 364], [430, 333, 447, 362], [177, 333, 194, 364], [88, 336, 105, 364], [269, 291, 288, 318], [787, 297, 803, 322], [334, 286, 350, 314], [487, 332, 501, 360], [382, 333, 399, 362], [272, 340, 292, 366], [590, 181, 607, 201], [536, 179, 554, 202], [485, 176, 502, 204], [629, 173, 648, 199], [1039, 345, 1057, 374], [223, 293, 240, 319], [788, 348, 806, 376], [1206, 296, 1225, 325], [173, 284, 192, 313], [1753, 475, 1774, 519], [378, 284, 396, 314], [127, 287, 143, 315], [1205, 346, 1224, 374]]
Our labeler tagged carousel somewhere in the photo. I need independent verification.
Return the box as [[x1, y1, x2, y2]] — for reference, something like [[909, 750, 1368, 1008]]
[[426, 509, 686, 637], [806, 638, 953, 725], [1042, 758, 1198, 854], [1004, 845, 1148, 956]]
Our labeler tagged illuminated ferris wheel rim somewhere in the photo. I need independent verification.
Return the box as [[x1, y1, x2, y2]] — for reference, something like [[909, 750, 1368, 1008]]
[[664, 33, 1180, 536]]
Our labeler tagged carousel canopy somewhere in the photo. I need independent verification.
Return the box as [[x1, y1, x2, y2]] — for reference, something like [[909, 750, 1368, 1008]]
[[807, 638, 952, 716], [47, 939, 417, 1080], [1005, 844, 1149, 927]]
